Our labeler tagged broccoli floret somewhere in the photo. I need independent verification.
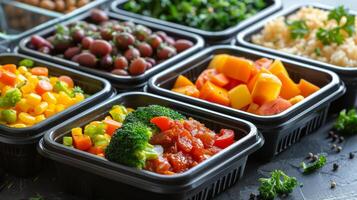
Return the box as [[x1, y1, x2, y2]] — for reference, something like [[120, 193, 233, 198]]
[[0, 88, 22, 107], [105, 122, 158, 168], [124, 105, 185, 128]]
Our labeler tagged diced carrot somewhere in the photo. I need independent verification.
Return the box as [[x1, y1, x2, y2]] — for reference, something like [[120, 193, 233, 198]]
[[173, 75, 194, 89], [276, 72, 301, 99], [195, 69, 218, 90], [221, 56, 253, 83], [199, 81, 230, 106], [88, 146, 104, 155], [208, 54, 230, 72], [73, 135, 92, 151], [58, 76, 74, 88], [257, 98, 292, 116], [103, 119, 122, 136], [298, 79, 320, 97], [172, 85, 200, 98], [268, 59, 289, 77], [247, 68, 272, 92], [210, 73, 230, 87], [0, 71, 16, 86], [31, 67, 48, 77], [2, 64, 17, 73]]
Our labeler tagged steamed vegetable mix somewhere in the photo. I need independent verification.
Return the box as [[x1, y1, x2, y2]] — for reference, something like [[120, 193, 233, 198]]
[[65, 105, 236, 175], [29, 9, 194, 76], [258, 170, 298, 200], [123, 0, 267, 31], [171, 55, 321, 116], [0, 59, 86, 128]]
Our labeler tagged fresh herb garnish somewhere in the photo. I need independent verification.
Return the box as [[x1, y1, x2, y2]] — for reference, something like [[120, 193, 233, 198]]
[[316, 6, 355, 45], [72, 86, 84, 95], [286, 20, 309, 39], [334, 108, 357, 135], [300, 155, 327, 174], [258, 170, 298, 200]]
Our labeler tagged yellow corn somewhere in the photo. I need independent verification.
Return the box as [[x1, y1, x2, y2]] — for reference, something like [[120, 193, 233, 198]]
[[19, 112, 36, 125], [18, 66, 28, 74], [49, 77, 58, 85], [35, 115, 46, 123], [34, 102, 49, 115], [104, 116, 112, 120], [27, 93, 42, 106], [21, 83, 35, 94], [10, 123, 27, 128], [55, 104, 65, 113], [42, 92, 57, 104], [73, 93, 85, 104], [57, 91, 72, 106], [16, 98, 30, 112], [24, 72, 32, 78], [44, 104, 56, 117], [72, 127, 83, 136]]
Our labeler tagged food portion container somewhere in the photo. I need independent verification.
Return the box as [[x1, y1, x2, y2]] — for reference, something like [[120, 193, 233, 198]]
[[236, 3, 357, 110], [0, 53, 115, 177], [148, 45, 345, 160], [110, 0, 282, 45], [0, 0, 110, 43], [38, 92, 263, 200], [19, 11, 204, 91]]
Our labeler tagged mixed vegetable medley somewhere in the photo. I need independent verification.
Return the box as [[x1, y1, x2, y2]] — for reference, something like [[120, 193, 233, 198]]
[[63, 105, 235, 174], [0, 59, 86, 128], [122, 0, 267, 31], [29, 9, 194, 76], [171, 55, 320, 115]]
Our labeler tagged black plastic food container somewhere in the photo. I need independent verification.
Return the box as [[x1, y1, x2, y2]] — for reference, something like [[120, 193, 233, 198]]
[[18, 11, 204, 91], [236, 3, 357, 110], [148, 46, 345, 160], [110, 0, 282, 45], [38, 92, 263, 200], [0, 54, 114, 177]]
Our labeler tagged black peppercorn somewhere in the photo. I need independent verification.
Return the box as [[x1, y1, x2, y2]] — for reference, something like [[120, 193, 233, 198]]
[[349, 152, 355, 159], [337, 146, 342, 153], [333, 163, 339, 171], [338, 136, 344, 143]]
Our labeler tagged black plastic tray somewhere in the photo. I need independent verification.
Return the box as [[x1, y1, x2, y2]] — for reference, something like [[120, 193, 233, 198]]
[[148, 45, 345, 160], [38, 92, 263, 200], [110, 0, 282, 45], [236, 3, 357, 109], [18, 10, 204, 91], [0, 53, 115, 177]]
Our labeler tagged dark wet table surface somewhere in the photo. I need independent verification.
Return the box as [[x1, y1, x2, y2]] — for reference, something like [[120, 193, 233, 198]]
[[1, 0, 357, 199]]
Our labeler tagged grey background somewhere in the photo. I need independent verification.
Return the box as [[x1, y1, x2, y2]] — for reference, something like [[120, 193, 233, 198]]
[[1, 0, 357, 200]]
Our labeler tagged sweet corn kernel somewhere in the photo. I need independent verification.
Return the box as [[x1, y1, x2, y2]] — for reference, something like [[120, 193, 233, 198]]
[[42, 92, 57, 104], [24, 72, 32, 78], [18, 66, 28, 74], [49, 77, 58, 85], [55, 104, 65, 113], [28, 75, 39, 85], [27, 93, 42, 106], [10, 123, 27, 128], [73, 93, 85, 103], [21, 83, 35, 94], [72, 127, 83, 136], [104, 116, 112, 120], [34, 102, 49, 115], [35, 115, 46, 123], [19, 112, 36, 125], [16, 99, 30, 112], [44, 108, 55, 118], [57, 91, 72, 106]]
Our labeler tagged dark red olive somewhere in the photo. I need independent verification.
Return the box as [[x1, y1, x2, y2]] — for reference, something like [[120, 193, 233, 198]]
[[112, 24, 125, 32], [81, 37, 94, 49], [156, 31, 167, 41], [31, 35, 53, 49], [147, 35, 163, 49], [72, 29, 85, 43], [164, 36, 175, 46], [90, 9, 109, 24], [137, 42, 153, 57], [90, 40, 112, 57], [115, 32, 135, 49], [124, 47, 140, 61], [111, 69, 129, 76], [100, 55, 114, 70], [100, 29, 113, 41], [76, 52, 97, 68], [157, 46, 177, 60], [121, 21, 136, 30], [145, 57, 156, 66], [53, 35, 73, 53], [64, 47, 81, 59], [87, 24, 98, 32], [133, 25, 152, 41], [114, 56, 128, 69], [174, 39, 194, 53], [129, 58, 147, 76], [71, 54, 81, 62], [146, 62, 153, 70]]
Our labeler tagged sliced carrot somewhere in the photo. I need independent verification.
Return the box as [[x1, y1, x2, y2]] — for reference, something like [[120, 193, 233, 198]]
[[0, 71, 16, 86], [210, 73, 230, 87], [2, 64, 17, 73], [88, 146, 104, 155], [195, 69, 218, 90], [58, 76, 74, 88], [220, 56, 253, 83], [103, 119, 122, 136], [276, 72, 301, 99], [35, 80, 53, 95], [172, 85, 200, 98], [298, 79, 320, 97], [199, 81, 230, 106], [73, 135, 92, 151], [31, 67, 48, 77]]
